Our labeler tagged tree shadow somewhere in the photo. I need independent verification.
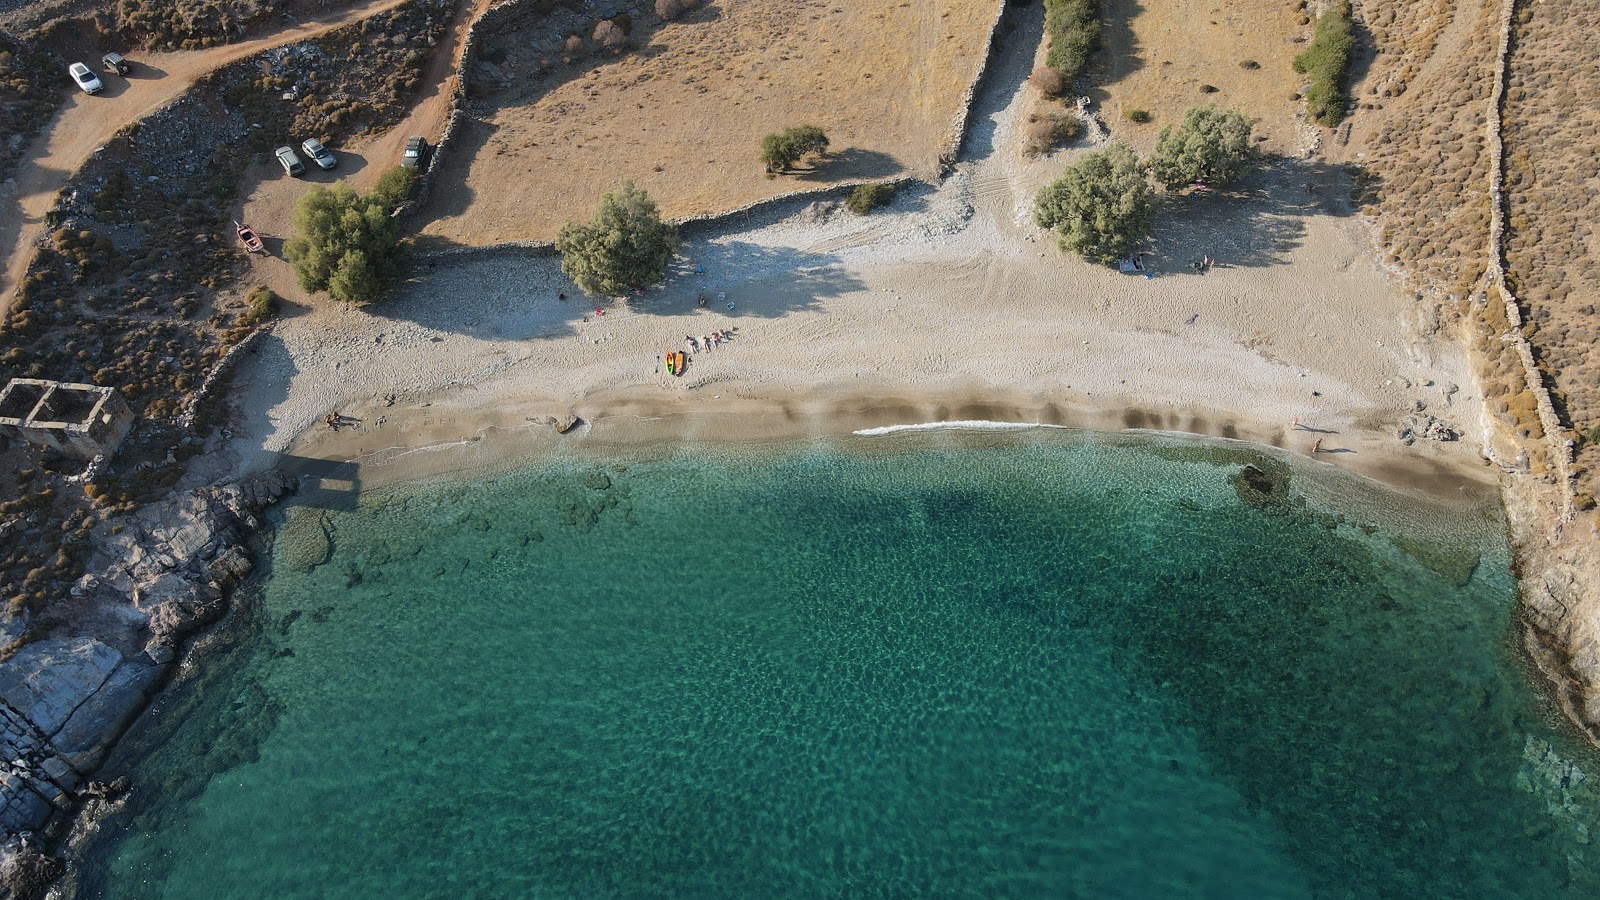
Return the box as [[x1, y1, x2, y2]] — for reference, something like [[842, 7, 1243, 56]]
[[371, 239, 864, 342], [1343, 16, 1378, 97], [1142, 157, 1359, 271], [1085, 0, 1147, 105], [794, 149, 903, 182]]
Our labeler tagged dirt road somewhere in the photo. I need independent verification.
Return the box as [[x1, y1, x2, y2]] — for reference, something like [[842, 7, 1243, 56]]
[[0, 0, 411, 314], [234, 0, 492, 304]]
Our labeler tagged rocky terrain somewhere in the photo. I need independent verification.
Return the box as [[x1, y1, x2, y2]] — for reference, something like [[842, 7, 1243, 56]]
[[0, 1, 454, 884], [0, 471, 293, 887], [0, 30, 58, 182]]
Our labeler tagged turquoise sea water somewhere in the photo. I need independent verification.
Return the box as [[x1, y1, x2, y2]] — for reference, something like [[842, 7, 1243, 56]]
[[77, 433, 1600, 898]]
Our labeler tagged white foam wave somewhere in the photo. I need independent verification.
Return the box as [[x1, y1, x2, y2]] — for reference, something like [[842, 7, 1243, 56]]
[[852, 420, 1072, 437]]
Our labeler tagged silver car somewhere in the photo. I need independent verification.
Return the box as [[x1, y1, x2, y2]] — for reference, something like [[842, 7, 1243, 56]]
[[301, 138, 336, 170], [69, 62, 103, 95], [275, 146, 305, 177]]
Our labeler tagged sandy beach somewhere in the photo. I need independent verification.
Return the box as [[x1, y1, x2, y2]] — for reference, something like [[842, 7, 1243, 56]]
[[212, 11, 1496, 507]]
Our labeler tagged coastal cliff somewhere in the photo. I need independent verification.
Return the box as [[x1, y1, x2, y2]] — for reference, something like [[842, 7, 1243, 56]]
[[0, 472, 292, 888], [1507, 477, 1600, 746]]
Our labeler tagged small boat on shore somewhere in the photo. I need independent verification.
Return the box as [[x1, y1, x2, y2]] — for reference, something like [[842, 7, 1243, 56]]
[[235, 221, 265, 254]]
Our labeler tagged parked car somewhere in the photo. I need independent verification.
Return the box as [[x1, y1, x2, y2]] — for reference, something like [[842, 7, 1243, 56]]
[[300, 138, 336, 170], [101, 53, 130, 75], [68, 62, 102, 95], [275, 146, 306, 177], [401, 135, 425, 168]]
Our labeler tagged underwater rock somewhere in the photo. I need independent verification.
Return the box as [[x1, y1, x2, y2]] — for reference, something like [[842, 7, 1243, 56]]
[[584, 472, 612, 491], [278, 508, 334, 573], [1230, 460, 1293, 511], [1394, 536, 1480, 587]]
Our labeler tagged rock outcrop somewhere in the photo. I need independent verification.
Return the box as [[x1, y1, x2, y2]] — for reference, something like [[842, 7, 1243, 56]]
[[0, 471, 294, 841]]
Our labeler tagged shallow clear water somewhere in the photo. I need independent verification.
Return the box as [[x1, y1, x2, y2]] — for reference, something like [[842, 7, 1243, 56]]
[[78, 434, 1600, 897]]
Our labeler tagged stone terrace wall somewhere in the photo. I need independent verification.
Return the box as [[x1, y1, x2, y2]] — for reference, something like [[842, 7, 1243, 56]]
[[1483, 0, 1574, 518]]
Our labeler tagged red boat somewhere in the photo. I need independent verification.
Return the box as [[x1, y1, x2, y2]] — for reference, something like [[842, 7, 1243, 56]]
[[235, 221, 265, 254]]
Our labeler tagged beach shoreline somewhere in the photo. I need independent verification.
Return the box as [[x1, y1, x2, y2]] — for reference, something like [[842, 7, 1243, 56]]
[[265, 378, 1501, 512]]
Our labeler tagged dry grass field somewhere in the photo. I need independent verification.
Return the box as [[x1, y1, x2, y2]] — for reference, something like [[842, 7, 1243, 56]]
[[1087, 0, 1306, 158], [1503, 0, 1600, 495], [417, 0, 1000, 248]]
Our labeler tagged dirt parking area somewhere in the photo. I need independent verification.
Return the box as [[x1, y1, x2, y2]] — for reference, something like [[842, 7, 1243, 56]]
[[1088, 0, 1307, 158], [418, 0, 1002, 248]]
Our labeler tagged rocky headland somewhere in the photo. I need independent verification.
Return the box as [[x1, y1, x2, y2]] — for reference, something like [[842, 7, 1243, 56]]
[[0, 471, 292, 893]]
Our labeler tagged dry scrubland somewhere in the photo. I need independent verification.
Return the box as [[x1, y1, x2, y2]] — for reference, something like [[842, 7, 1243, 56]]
[[1088, 0, 1305, 158], [1503, 0, 1600, 503], [0, 31, 58, 180], [1346, 0, 1495, 303], [1338, 0, 1555, 469], [419, 0, 999, 247]]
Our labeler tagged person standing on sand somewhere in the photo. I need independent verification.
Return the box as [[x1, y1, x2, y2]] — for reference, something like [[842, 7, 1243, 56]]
[[1311, 437, 1323, 454]]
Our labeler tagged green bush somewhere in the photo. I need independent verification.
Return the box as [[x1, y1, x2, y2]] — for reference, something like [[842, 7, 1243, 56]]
[[1126, 108, 1151, 124], [845, 183, 896, 215], [556, 182, 679, 297], [1293, 0, 1354, 126], [1034, 142, 1156, 265], [1148, 106, 1255, 190], [241, 286, 279, 325], [285, 183, 407, 304], [1043, 0, 1100, 83], [760, 125, 830, 173], [370, 166, 419, 210]]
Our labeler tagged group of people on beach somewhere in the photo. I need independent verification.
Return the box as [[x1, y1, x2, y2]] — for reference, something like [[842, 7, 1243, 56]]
[[322, 412, 360, 431], [686, 330, 732, 354]]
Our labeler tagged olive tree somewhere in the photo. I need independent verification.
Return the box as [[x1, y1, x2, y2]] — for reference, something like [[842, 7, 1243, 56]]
[[556, 181, 679, 297], [760, 125, 829, 173], [285, 181, 406, 304], [1148, 106, 1255, 191], [1033, 141, 1155, 265]]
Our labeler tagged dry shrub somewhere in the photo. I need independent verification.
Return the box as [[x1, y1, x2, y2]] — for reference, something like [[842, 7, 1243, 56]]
[[1023, 113, 1083, 157], [564, 34, 586, 59], [1029, 67, 1065, 98], [594, 20, 626, 51], [655, 0, 693, 20]]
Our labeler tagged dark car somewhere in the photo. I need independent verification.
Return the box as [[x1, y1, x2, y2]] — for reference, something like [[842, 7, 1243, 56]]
[[102, 52, 131, 75], [401, 136, 425, 169]]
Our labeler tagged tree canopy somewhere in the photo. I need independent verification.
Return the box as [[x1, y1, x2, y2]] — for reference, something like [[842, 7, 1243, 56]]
[[1033, 142, 1155, 265], [1148, 106, 1255, 191], [556, 182, 679, 297], [284, 175, 408, 305], [760, 125, 830, 173]]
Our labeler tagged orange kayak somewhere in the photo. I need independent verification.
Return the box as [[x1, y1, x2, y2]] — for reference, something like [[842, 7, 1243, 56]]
[[672, 351, 686, 376]]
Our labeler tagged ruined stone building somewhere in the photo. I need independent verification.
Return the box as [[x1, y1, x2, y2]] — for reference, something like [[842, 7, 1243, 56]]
[[0, 379, 135, 462]]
